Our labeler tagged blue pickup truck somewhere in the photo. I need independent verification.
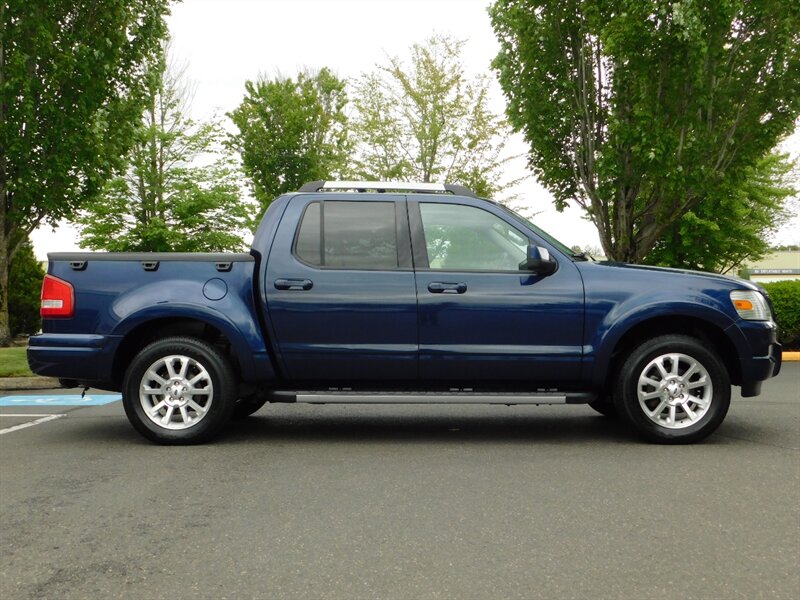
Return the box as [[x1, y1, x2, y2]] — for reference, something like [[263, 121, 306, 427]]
[[28, 181, 782, 444]]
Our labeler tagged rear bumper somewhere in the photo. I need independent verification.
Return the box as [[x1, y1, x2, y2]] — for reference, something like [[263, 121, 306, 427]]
[[27, 334, 122, 383]]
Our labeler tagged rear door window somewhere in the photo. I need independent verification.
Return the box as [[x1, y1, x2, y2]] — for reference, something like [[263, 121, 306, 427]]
[[294, 201, 399, 270]]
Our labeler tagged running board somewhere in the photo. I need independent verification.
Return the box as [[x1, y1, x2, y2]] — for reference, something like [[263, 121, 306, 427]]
[[277, 391, 596, 405]]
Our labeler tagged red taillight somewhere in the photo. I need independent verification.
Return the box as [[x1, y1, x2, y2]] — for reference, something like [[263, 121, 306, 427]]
[[40, 274, 74, 318]]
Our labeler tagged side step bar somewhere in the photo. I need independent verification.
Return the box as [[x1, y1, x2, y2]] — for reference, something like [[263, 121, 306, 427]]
[[267, 391, 596, 405]]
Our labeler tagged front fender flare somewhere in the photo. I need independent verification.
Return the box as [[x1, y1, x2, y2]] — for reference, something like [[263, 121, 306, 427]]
[[588, 300, 737, 387]]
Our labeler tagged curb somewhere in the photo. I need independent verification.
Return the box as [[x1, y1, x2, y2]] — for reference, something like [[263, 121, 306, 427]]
[[0, 376, 60, 392], [783, 351, 800, 362]]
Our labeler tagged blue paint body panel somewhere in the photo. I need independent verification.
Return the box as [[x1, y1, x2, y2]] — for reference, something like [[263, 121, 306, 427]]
[[27, 192, 782, 397], [264, 194, 419, 381], [575, 261, 781, 388], [408, 196, 584, 383]]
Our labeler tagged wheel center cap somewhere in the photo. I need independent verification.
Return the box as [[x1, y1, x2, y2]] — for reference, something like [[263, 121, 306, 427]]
[[165, 378, 189, 405], [666, 382, 681, 397]]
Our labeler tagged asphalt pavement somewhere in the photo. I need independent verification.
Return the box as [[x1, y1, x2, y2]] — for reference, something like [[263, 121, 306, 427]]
[[1, 365, 798, 599]]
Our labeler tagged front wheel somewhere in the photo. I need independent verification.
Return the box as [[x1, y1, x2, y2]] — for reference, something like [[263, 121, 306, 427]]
[[614, 335, 730, 444], [122, 337, 237, 444]]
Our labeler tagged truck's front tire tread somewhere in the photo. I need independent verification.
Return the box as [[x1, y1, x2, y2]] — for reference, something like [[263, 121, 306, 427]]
[[614, 334, 730, 444]]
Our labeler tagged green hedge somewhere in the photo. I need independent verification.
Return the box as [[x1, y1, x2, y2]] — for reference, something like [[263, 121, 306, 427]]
[[762, 280, 800, 348], [9, 242, 45, 337]]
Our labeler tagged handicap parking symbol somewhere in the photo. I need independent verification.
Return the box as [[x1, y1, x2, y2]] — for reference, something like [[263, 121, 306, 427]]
[[0, 394, 122, 407]]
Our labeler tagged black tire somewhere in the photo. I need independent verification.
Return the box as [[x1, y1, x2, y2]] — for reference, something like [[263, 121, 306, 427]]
[[122, 337, 237, 445], [614, 334, 730, 444], [589, 397, 618, 418], [231, 397, 268, 419]]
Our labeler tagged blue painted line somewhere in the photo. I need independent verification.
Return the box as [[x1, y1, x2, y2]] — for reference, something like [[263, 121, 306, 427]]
[[0, 394, 121, 407]]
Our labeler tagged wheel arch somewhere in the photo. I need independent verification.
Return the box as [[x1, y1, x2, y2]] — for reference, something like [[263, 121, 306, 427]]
[[597, 315, 742, 395], [110, 307, 272, 387]]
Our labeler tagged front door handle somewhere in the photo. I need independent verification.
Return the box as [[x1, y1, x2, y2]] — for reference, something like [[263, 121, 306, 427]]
[[428, 282, 467, 294], [274, 278, 313, 291]]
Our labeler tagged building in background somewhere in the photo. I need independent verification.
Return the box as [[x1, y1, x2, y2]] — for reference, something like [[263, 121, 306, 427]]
[[742, 251, 800, 283]]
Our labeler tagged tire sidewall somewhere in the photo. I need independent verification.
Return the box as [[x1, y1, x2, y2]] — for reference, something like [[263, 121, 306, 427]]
[[122, 337, 236, 444], [615, 335, 731, 444]]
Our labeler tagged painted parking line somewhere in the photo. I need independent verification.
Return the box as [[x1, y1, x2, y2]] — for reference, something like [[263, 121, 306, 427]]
[[0, 394, 122, 407], [0, 414, 65, 418], [0, 414, 65, 435]]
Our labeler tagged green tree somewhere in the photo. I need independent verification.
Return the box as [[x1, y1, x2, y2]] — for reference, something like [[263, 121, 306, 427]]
[[490, 0, 800, 263], [645, 152, 796, 273], [76, 52, 254, 252], [0, 0, 171, 344], [352, 35, 521, 199], [228, 68, 350, 214], [8, 240, 44, 337]]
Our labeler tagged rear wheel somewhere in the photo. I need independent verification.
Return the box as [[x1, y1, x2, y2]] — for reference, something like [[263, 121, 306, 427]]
[[614, 335, 730, 444], [122, 337, 236, 444]]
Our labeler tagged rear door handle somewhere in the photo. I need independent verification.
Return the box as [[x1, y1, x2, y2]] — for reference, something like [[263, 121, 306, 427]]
[[274, 278, 313, 291], [428, 282, 467, 294]]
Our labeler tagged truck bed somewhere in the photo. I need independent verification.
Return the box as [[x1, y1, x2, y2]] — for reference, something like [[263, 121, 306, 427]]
[[29, 252, 272, 387]]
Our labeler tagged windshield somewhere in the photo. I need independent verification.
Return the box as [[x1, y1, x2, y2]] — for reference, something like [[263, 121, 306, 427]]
[[495, 203, 582, 259]]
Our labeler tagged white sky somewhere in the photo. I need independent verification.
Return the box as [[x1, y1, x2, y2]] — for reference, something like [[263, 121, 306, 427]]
[[31, 0, 799, 259]]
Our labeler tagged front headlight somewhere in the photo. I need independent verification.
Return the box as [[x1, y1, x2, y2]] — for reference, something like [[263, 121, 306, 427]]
[[730, 290, 771, 321]]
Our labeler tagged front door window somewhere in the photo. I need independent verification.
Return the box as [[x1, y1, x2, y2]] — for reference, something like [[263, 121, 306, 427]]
[[420, 203, 527, 271]]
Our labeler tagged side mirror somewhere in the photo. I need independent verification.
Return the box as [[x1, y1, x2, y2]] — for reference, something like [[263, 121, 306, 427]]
[[523, 245, 557, 275]]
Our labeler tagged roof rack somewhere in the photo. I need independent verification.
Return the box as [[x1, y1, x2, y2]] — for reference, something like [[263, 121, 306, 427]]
[[298, 180, 479, 199]]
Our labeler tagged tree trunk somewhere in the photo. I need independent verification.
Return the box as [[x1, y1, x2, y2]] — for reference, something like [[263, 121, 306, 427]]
[[0, 208, 10, 346], [0, 193, 29, 346], [0, 1, 9, 346], [0, 252, 9, 347]]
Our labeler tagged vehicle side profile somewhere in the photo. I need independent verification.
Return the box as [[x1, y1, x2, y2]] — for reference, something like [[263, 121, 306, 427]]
[[28, 181, 782, 444]]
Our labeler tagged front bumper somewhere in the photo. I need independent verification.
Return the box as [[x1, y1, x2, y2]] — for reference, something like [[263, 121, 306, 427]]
[[726, 320, 782, 397]]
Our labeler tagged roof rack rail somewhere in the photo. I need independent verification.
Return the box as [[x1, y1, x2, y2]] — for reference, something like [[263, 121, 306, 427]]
[[298, 180, 479, 199]]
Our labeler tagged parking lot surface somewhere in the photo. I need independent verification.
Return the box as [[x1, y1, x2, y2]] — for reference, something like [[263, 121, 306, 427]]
[[1, 365, 798, 599]]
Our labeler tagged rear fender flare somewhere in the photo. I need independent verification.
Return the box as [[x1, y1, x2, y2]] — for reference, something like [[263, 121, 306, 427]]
[[111, 304, 265, 380]]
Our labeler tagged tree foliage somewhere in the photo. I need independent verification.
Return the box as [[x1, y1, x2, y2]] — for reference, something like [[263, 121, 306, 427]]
[[490, 0, 800, 263], [352, 35, 520, 199], [228, 68, 350, 214], [0, 0, 171, 344], [645, 152, 796, 273], [8, 240, 44, 337], [76, 51, 254, 252]]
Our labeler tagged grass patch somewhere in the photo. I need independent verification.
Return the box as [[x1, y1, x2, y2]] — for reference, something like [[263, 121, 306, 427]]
[[0, 347, 34, 377]]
